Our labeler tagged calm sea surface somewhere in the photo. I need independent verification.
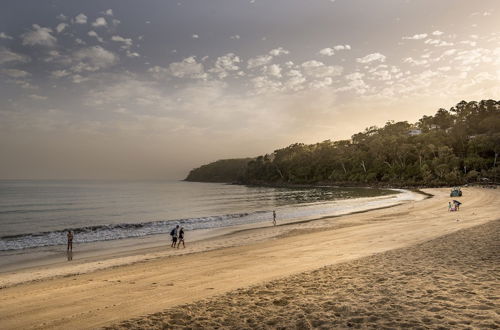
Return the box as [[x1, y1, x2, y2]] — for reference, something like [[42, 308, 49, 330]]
[[0, 180, 399, 250]]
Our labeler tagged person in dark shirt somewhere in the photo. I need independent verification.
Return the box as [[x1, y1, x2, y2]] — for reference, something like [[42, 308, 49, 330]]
[[170, 225, 179, 247], [177, 227, 185, 248], [67, 230, 73, 251]]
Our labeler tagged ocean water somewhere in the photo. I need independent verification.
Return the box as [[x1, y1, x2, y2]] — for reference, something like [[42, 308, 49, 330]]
[[0, 180, 408, 251]]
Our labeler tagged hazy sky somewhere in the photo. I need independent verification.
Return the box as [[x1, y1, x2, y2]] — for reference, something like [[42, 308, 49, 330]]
[[1, 0, 499, 180]]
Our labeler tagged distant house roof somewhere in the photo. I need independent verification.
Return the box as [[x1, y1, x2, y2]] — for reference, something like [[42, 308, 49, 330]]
[[408, 129, 422, 136]]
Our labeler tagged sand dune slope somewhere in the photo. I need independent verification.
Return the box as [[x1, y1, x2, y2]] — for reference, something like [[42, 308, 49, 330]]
[[0, 187, 498, 329]]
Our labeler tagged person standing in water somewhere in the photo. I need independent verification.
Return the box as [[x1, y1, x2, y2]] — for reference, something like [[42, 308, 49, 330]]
[[177, 227, 185, 248], [67, 230, 73, 251], [273, 210, 277, 226]]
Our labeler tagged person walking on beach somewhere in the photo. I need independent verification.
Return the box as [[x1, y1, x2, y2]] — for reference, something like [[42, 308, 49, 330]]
[[177, 227, 185, 248], [170, 225, 179, 248], [67, 230, 73, 251], [272, 210, 277, 226]]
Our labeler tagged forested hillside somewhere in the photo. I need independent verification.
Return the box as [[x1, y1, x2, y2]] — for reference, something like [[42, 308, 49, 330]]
[[185, 158, 253, 183], [185, 100, 499, 186]]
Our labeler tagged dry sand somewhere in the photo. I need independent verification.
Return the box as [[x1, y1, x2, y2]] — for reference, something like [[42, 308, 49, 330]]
[[0, 187, 498, 329], [108, 219, 500, 329]]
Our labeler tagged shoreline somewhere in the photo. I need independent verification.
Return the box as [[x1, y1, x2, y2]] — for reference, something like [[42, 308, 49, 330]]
[[0, 184, 401, 250], [188, 178, 489, 190], [0, 187, 498, 329], [0, 189, 422, 282]]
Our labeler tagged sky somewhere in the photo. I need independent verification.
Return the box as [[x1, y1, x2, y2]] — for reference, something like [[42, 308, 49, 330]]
[[0, 0, 499, 180]]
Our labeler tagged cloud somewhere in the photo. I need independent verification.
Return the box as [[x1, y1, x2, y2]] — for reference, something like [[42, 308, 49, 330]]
[[403, 57, 428, 66], [126, 50, 140, 58], [71, 46, 119, 72], [269, 47, 289, 56], [424, 39, 453, 47], [169, 56, 205, 78], [454, 48, 495, 66], [88, 31, 104, 43], [230, 35, 240, 40], [402, 33, 428, 40], [71, 74, 88, 83], [265, 64, 282, 78], [0, 32, 13, 40], [51, 69, 71, 78], [250, 76, 282, 94], [473, 11, 492, 16], [319, 48, 335, 56], [210, 53, 240, 78], [0, 47, 31, 64], [247, 54, 272, 69], [319, 45, 351, 56], [301, 60, 343, 78], [56, 23, 68, 34], [356, 52, 386, 64], [341, 72, 369, 94], [12, 79, 37, 89], [192, 34, 199, 39], [460, 40, 477, 47], [111, 35, 133, 49], [105, 9, 114, 16], [345, 72, 364, 80], [309, 77, 333, 89], [372, 70, 392, 81], [21, 24, 57, 47], [334, 44, 351, 51], [92, 17, 107, 28], [432, 30, 444, 36], [28, 94, 48, 100], [74, 13, 88, 24], [1, 69, 31, 78]]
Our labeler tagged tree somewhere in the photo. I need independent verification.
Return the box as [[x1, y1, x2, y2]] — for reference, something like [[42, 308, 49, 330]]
[[187, 99, 499, 186]]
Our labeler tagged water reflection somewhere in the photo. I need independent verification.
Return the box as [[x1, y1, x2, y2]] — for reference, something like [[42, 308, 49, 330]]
[[67, 250, 73, 261]]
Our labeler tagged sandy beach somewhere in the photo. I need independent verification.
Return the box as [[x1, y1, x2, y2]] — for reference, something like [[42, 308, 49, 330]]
[[109, 219, 499, 329], [0, 187, 499, 329]]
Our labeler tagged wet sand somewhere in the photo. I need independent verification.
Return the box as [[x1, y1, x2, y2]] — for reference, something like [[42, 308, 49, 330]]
[[0, 187, 498, 329]]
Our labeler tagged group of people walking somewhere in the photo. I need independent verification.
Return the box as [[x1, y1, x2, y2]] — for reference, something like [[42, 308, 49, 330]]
[[170, 224, 185, 248], [66, 210, 280, 253]]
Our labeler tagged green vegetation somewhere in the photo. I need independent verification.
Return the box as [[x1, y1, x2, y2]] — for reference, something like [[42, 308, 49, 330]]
[[185, 100, 500, 186], [185, 158, 253, 183]]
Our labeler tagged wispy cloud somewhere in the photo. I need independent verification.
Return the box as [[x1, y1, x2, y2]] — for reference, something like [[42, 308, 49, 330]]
[[74, 13, 87, 24], [21, 24, 57, 47], [403, 33, 427, 40], [92, 17, 107, 28], [0, 32, 13, 40], [356, 53, 386, 64]]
